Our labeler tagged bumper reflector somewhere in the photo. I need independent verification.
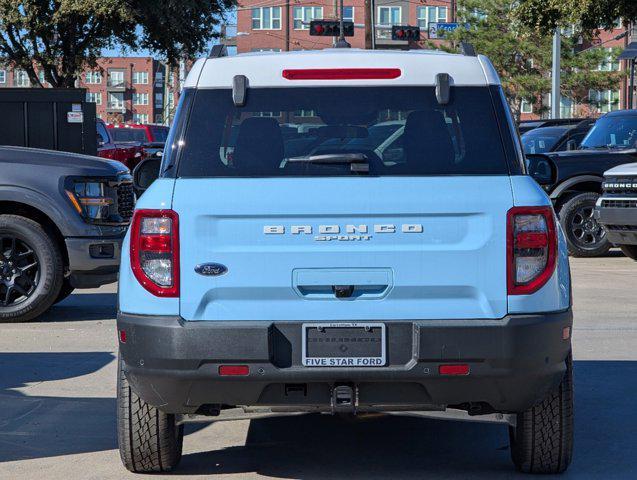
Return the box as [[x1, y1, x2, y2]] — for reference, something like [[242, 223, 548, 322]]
[[219, 365, 250, 376], [439, 364, 470, 376], [119, 330, 126, 343], [562, 326, 571, 340]]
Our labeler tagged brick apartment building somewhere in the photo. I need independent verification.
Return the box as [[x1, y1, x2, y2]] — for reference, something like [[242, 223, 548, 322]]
[[234, 1, 632, 120], [235, 0, 451, 52], [0, 57, 185, 125]]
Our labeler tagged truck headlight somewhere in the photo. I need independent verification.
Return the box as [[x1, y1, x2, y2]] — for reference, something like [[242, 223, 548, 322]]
[[64, 177, 131, 225]]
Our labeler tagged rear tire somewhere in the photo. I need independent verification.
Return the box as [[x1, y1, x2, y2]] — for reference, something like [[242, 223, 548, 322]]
[[620, 244, 637, 261], [117, 354, 183, 473], [509, 353, 573, 474], [558, 192, 610, 257]]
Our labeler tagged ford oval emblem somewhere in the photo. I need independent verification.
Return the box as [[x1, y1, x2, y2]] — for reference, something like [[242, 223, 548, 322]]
[[195, 263, 228, 276]]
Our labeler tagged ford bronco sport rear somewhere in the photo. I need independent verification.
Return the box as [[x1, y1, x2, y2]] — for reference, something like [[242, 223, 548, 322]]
[[117, 49, 573, 474]]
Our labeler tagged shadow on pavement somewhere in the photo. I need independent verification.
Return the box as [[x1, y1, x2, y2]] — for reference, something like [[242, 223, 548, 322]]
[[0, 352, 116, 462], [178, 360, 637, 479], [0, 354, 634, 478], [38, 292, 117, 322]]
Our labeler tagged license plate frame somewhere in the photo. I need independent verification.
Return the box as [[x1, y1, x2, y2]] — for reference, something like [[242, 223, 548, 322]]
[[301, 322, 386, 367]]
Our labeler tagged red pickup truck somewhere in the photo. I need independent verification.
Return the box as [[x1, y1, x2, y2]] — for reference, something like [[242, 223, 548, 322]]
[[96, 119, 144, 170]]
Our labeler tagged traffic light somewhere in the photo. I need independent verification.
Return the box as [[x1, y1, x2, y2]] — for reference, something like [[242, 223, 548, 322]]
[[391, 25, 420, 41], [309, 20, 354, 37]]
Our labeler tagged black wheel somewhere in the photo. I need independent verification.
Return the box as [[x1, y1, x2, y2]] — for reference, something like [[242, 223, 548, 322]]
[[509, 353, 573, 474], [620, 244, 637, 261], [0, 215, 63, 323], [54, 278, 75, 305], [558, 192, 610, 257], [117, 354, 183, 473]]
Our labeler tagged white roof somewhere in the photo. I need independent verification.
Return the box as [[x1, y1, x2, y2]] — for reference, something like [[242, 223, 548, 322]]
[[185, 49, 501, 89], [605, 162, 637, 176]]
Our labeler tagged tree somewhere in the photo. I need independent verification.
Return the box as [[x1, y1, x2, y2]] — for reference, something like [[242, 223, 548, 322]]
[[438, 0, 624, 120], [515, 0, 637, 34], [0, 0, 234, 88]]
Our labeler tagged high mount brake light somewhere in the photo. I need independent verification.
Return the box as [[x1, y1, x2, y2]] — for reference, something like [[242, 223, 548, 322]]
[[507, 206, 557, 295], [130, 209, 179, 297], [282, 68, 402, 80]]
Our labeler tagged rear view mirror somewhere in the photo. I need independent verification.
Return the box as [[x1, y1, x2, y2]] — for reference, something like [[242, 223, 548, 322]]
[[133, 157, 161, 193], [525, 154, 556, 186]]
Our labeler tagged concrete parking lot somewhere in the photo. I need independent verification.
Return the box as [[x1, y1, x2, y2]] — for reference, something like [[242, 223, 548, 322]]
[[0, 256, 635, 480]]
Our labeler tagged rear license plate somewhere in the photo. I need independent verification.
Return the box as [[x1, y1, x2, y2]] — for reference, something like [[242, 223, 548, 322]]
[[302, 323, 386, 367]]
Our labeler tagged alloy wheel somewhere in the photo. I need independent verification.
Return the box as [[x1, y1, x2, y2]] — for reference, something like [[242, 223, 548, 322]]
[[0, 236, 40, 307], [569, 205, 606, 250]]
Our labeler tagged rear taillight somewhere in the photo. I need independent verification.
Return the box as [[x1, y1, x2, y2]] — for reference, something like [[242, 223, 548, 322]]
[[507, 206, 557, 295], [130, 209, 179, 297]]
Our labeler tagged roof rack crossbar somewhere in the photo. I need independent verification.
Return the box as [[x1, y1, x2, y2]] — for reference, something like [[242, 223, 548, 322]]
[[209, 45, 228, 59]]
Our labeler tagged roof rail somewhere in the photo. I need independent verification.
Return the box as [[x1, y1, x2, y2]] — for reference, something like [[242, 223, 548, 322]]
[[208, 45, 228, 59], [460, 42, 477, 57]]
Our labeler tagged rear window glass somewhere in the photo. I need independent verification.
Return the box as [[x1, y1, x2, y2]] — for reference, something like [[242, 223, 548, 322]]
[[177, 87, 508, 177], [110, 128, 148, 143]]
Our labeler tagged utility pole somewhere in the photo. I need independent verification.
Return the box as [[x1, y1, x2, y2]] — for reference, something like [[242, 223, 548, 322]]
[[551, 28, 561, 119], [364, 0, 373, 49], [335, 0, 351, 48], [285, 0, 290, 51]]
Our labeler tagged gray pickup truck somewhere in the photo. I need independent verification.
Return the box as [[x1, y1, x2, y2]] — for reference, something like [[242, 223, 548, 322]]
[[0, 146, 133, 322]]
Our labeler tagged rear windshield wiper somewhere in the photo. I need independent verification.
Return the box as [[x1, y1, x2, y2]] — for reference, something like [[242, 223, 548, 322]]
[[286, 153, 369, 173]]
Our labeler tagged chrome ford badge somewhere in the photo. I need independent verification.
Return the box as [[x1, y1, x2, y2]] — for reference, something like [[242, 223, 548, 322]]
[[195, 263, 228, 276]]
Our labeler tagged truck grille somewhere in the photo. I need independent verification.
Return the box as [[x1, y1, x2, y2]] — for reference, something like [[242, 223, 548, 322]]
[[602, 177, 637, 195], [117, 183, 135, 221], [601, 199, 637, 209]]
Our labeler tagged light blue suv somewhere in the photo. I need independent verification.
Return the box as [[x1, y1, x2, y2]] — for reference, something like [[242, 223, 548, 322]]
[[117, 48, 573, 474]]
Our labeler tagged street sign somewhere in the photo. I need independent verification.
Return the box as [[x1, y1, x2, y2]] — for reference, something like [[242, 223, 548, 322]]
[[428, 22, 464, 39]]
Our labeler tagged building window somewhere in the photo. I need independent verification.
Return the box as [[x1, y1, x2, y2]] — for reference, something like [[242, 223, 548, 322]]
[[378, 6, 401, 26], [85, 71, 102, 84], [108, 92, 124, 109], [521, 99, 533, 114], [133, 93, 149, 105], [14, 70, 30, 87], [416, 6, 447, 29], [252, 7, 282, 30], [0, 69, 5, 83], [589, 89, 620, 113], [108, 70, 125, 88], [86, 92, 102, 105], [598, 48, 620, 72], [132, 71, 149, 84], [133, 113, 149, 124], [155, 93, 163, 108], [294, 7, 323, 30], [343, 6, 354, 22], [155, 114, 163, 124], [168, 92, 175, 110], [155, 71, 164, 87]]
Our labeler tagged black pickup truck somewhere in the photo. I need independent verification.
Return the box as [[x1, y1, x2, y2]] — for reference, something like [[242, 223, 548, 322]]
[[0, 146, 133, 322], [536, 110, 637, 256]]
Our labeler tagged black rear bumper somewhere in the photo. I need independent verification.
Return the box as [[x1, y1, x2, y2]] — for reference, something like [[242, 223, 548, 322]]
[[118, 311, 572, 415]]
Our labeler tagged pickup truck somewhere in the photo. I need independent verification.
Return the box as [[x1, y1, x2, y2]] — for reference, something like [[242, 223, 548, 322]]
[[0, 146, 133, 322], [538, 110, 637, 256]]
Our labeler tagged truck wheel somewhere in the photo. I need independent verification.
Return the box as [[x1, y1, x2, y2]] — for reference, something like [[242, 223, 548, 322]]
[[54, 278, 75, 305], [509, 353, 573, 474], [0, 215, 63, 322], [117, 354, 183, 473], [558, 192, 610, 257], [620, 245, 637, 261]]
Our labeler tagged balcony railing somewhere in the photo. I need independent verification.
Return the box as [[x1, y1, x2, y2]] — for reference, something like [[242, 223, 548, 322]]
[[107, 78, 128, 89]]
